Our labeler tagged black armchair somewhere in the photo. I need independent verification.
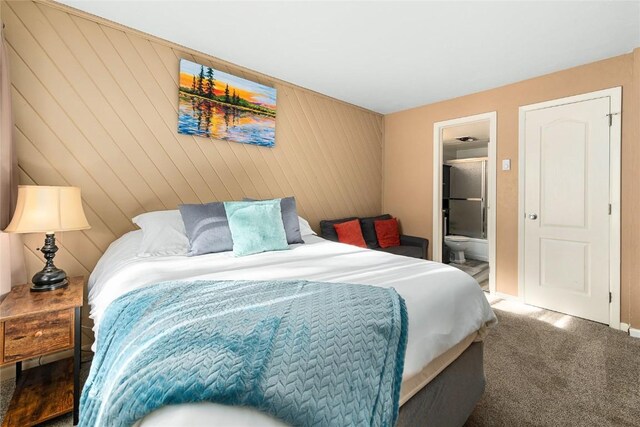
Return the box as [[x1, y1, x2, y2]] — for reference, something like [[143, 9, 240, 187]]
[[376, 234, 429, 259], [319, 215, 429, 260]]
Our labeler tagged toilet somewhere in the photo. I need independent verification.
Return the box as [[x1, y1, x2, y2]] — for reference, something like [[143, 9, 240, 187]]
[[444, 235, 471, 264]]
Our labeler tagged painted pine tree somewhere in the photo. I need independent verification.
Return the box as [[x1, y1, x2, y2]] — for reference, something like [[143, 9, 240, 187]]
[[206, 67, 215, 98], [197, 65, 205, 95]]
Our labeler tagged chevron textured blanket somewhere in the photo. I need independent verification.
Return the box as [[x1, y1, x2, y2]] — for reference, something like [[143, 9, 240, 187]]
[[80, 279, 408, 427]]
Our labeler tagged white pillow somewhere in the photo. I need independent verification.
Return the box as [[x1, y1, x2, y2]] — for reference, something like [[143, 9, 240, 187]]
[[132, 210, 189, 257], [298, 216, 316, 236]]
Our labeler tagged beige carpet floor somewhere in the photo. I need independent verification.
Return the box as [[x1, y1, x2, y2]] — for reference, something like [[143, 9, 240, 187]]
[[2, 297, 639, 426], [466, 297, 640, 427]]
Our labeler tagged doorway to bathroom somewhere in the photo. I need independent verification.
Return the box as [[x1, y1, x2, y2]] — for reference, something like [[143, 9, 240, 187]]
[[433, 112, 496, 293]]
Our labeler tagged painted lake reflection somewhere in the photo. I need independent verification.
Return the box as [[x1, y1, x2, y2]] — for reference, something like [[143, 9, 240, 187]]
[[178, 94, 275, 147]]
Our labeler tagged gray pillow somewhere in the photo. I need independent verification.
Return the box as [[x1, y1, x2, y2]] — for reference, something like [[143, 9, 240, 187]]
[[243, 197, 304, 244], [178, 202, 233, 256]]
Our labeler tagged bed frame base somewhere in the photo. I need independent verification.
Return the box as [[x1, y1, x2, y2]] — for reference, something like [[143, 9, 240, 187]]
[[397, 342, 485, 427]]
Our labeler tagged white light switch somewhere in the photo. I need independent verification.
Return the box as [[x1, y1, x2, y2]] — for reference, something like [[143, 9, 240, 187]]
[[502, 159, 511, 171]]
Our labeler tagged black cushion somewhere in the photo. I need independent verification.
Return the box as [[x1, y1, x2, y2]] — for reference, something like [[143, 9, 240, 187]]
[[376, 245, 424, 259], [359, 214, 392, 249], [319, 217, 357, 241]]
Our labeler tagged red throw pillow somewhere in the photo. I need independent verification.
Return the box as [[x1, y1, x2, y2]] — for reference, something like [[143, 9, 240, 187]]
[[374, 218, 400, 248], [334, 219, 367, 248]]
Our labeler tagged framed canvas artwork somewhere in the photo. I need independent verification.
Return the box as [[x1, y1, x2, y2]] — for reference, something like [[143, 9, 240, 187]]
[[178, 59, 277, 147]]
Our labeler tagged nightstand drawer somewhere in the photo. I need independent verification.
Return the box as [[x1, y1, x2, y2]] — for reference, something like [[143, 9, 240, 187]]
[[3, 309, 74, 363]]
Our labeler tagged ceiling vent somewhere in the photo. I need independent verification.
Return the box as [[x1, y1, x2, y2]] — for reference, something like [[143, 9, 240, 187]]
[[455, 136, 477, 142]]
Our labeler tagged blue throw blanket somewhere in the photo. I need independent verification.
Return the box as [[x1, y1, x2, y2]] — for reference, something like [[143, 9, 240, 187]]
[[81, 280, 408, 427]]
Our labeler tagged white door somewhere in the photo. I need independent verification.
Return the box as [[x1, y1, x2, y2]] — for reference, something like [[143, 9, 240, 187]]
[[523, 97, 611, 323]]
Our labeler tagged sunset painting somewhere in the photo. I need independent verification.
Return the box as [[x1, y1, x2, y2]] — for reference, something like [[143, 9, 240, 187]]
[[178, 59, 276, 147]]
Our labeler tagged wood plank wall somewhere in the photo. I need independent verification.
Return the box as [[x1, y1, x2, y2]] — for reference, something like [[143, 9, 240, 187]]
[[3, 0, 383, 345]]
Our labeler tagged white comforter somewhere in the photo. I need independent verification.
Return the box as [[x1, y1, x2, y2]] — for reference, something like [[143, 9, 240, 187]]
[[88, 231, 496, 426]]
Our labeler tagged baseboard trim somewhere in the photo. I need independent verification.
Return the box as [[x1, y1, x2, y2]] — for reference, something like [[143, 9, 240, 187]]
[[490, 291, 523, 302], [616, 323, 640, 339]]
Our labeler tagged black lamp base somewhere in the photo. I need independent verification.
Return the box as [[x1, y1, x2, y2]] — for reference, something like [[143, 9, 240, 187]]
[[31, 277, 68, 292], [31, 270, 68, 292], [30, 233, 69, 292]]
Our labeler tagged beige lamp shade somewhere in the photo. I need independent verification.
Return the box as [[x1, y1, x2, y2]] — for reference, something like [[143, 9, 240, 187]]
[[3, 185, 90, 234]]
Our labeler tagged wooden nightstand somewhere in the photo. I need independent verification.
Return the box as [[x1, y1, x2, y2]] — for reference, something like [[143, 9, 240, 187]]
[[0, 276, 84, 427]]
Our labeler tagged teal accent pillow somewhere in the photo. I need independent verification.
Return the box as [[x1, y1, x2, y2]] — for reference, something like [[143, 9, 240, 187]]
[[224, 200, 289, 257]]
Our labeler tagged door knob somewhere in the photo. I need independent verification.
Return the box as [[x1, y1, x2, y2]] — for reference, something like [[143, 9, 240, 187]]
[[528, 213, 538, 220]]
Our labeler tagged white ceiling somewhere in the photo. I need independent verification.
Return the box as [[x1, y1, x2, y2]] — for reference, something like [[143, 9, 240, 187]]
[[56, 1, 640, 114]]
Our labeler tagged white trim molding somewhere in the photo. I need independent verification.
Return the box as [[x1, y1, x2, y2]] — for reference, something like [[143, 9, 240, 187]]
[[433, 112, 497, 293], [517, 87, 622, 329], [490, 291, 524, 303], [621, 321, 640, 339]]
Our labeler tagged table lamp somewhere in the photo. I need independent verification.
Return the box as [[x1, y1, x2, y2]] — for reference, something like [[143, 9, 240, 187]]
[[3, 185, 90, 292]]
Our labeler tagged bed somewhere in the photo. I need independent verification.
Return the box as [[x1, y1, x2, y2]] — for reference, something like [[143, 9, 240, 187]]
[[86, 230, 496, 426]]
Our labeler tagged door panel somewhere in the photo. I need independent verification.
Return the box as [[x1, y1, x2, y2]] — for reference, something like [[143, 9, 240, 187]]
[[540, 120, 588, 228], [523, 97, 610, 324], [540, 238, 588, 293]]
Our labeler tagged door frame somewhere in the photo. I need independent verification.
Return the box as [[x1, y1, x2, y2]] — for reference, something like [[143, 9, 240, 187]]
[[517, 87, 622, 329], [433, 112, 497, 293]]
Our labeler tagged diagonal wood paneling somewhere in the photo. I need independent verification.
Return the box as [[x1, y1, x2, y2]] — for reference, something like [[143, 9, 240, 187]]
[[3, 0, 383, 344]]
